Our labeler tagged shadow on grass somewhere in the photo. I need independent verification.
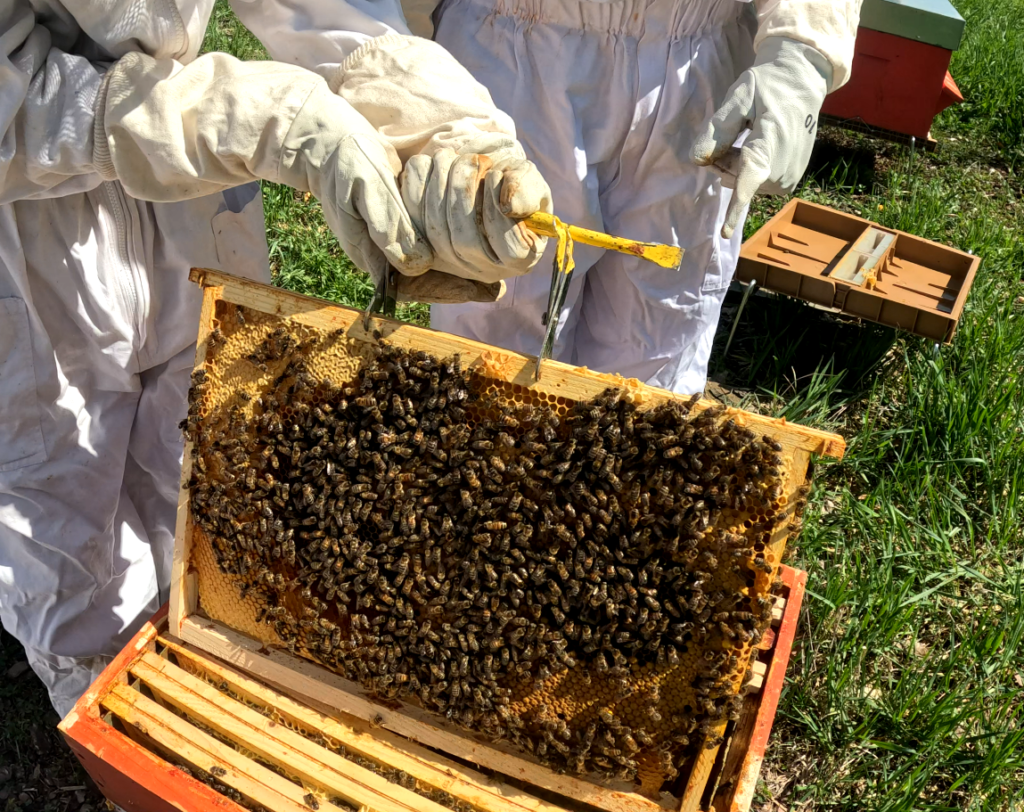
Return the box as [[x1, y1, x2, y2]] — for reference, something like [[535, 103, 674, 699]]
[[805, 132, 884, 193], [708, 290, 899, 424], [0, 628, 102, 812]]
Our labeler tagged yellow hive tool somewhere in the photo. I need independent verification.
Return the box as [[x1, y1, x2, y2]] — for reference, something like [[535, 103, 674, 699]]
[[522, 213, 684, 270], [522, 213, 684, 380]]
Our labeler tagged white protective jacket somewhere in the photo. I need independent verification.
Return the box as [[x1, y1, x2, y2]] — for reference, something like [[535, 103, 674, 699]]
[[0, 0, 423, 718], [425, 0, 860, 392], [0, 0, 859, 717]]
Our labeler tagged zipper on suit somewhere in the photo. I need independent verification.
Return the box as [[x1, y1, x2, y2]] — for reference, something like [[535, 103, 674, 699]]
[[103, 182, 149, 362]]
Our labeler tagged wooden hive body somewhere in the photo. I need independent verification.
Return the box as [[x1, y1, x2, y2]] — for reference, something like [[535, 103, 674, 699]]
[[62, 567, 806, 812], [170, 270, 843, 812]]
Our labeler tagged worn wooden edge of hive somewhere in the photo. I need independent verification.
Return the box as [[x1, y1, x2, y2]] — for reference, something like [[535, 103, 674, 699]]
[[62, 695, 247, 812], [679, 442, 807, 807], [176, 616, 673, 812], [677, 724, 726, 812], [678, 587, 784, 812], [155, 634, 561, 812], [171, 285, 220, 636], [701, 567, 796, 812], [185, 269, 845, 460], [678, 567, 790, 812], [724, 568, 805, 812], [127, 654, 447, 812], [61, 605, 171, 732]]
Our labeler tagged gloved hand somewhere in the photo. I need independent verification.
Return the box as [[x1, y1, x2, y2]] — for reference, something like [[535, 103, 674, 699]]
[[400, 133, 551, 284], [690, 37, 832, 239], [332, 35, 553, 286], [95, 52, 433, 281]]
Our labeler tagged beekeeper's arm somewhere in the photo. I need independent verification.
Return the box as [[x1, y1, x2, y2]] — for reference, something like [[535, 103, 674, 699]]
[[229, 0, 554, 287], [0, 1, 453, 294], [691, 0, 865, 238]]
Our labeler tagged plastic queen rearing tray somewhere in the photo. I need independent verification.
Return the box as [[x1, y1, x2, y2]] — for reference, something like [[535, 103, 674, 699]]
[[736, 199, 980, 343]]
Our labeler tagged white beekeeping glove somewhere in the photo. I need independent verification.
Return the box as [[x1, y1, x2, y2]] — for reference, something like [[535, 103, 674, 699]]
[[691, 38, 831, 239], [400, 134, 552, 284], [331, 35, 553, 285], [395, 270, 506, 304], [95, 52, 433, 283]]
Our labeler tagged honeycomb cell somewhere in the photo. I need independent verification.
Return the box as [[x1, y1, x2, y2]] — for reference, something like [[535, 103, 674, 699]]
[[182, 305, 802, 792]]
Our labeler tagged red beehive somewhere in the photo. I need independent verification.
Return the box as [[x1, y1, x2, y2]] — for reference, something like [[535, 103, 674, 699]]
[[822, 0, 966, 143]]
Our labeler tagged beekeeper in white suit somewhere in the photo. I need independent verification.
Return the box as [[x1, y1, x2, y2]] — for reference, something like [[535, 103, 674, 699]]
[[227, 0, 861, 392], [416, 0, 863, 392], [0, 0, 550, 718], [0, 0, 860, 718]]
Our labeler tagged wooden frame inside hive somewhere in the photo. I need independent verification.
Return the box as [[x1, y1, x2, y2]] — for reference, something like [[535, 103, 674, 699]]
[[171, 270, 844, 812], [62, 568, 805, 812]]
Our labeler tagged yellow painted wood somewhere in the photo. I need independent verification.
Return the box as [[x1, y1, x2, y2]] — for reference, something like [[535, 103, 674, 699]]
[[522, 213, 684, 270], [155, 637, 557, 812]]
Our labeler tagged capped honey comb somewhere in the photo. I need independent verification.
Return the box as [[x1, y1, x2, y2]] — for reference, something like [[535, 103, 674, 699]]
[[182, 301, 810, 794]]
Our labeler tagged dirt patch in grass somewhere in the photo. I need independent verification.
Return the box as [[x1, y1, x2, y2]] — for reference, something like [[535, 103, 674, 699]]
[[0, 630, 104, 812]]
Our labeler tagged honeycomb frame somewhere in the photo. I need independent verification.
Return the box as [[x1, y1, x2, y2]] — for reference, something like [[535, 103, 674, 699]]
[[171, 270, 844, 812]]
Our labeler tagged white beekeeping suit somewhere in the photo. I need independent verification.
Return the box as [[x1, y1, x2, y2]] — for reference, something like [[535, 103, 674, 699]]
[[422, 0, 863, 393], [0, 0, 549, 717], [313, 0, 860, 394], [0, 0, 858, 718]]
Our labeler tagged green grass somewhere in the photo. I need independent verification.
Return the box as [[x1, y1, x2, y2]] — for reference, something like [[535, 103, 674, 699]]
[[726, 1, 1024, 806], [938, 0, 1024, 159], [211, 0, 1024, 807]]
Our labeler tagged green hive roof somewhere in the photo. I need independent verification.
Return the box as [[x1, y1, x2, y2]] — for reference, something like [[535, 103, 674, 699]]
[[860, 0, 965, 51]]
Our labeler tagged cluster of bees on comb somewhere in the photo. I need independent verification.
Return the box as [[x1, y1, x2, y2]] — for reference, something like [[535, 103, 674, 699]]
[[184, 318, 810, 789]]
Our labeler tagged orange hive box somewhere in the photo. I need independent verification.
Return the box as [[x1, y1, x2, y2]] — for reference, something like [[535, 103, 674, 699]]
[[60, 566, 806, 812]]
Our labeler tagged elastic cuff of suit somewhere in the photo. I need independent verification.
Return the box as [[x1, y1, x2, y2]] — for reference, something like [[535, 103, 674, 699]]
[[332, 32, 415, 91]]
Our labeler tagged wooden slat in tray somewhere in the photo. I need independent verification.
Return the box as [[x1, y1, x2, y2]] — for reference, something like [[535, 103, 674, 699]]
[[128, 655, 452, 812], [155, 636, 559, 812], [102, 687, 314, 812], [175, 615, 672, 812]]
